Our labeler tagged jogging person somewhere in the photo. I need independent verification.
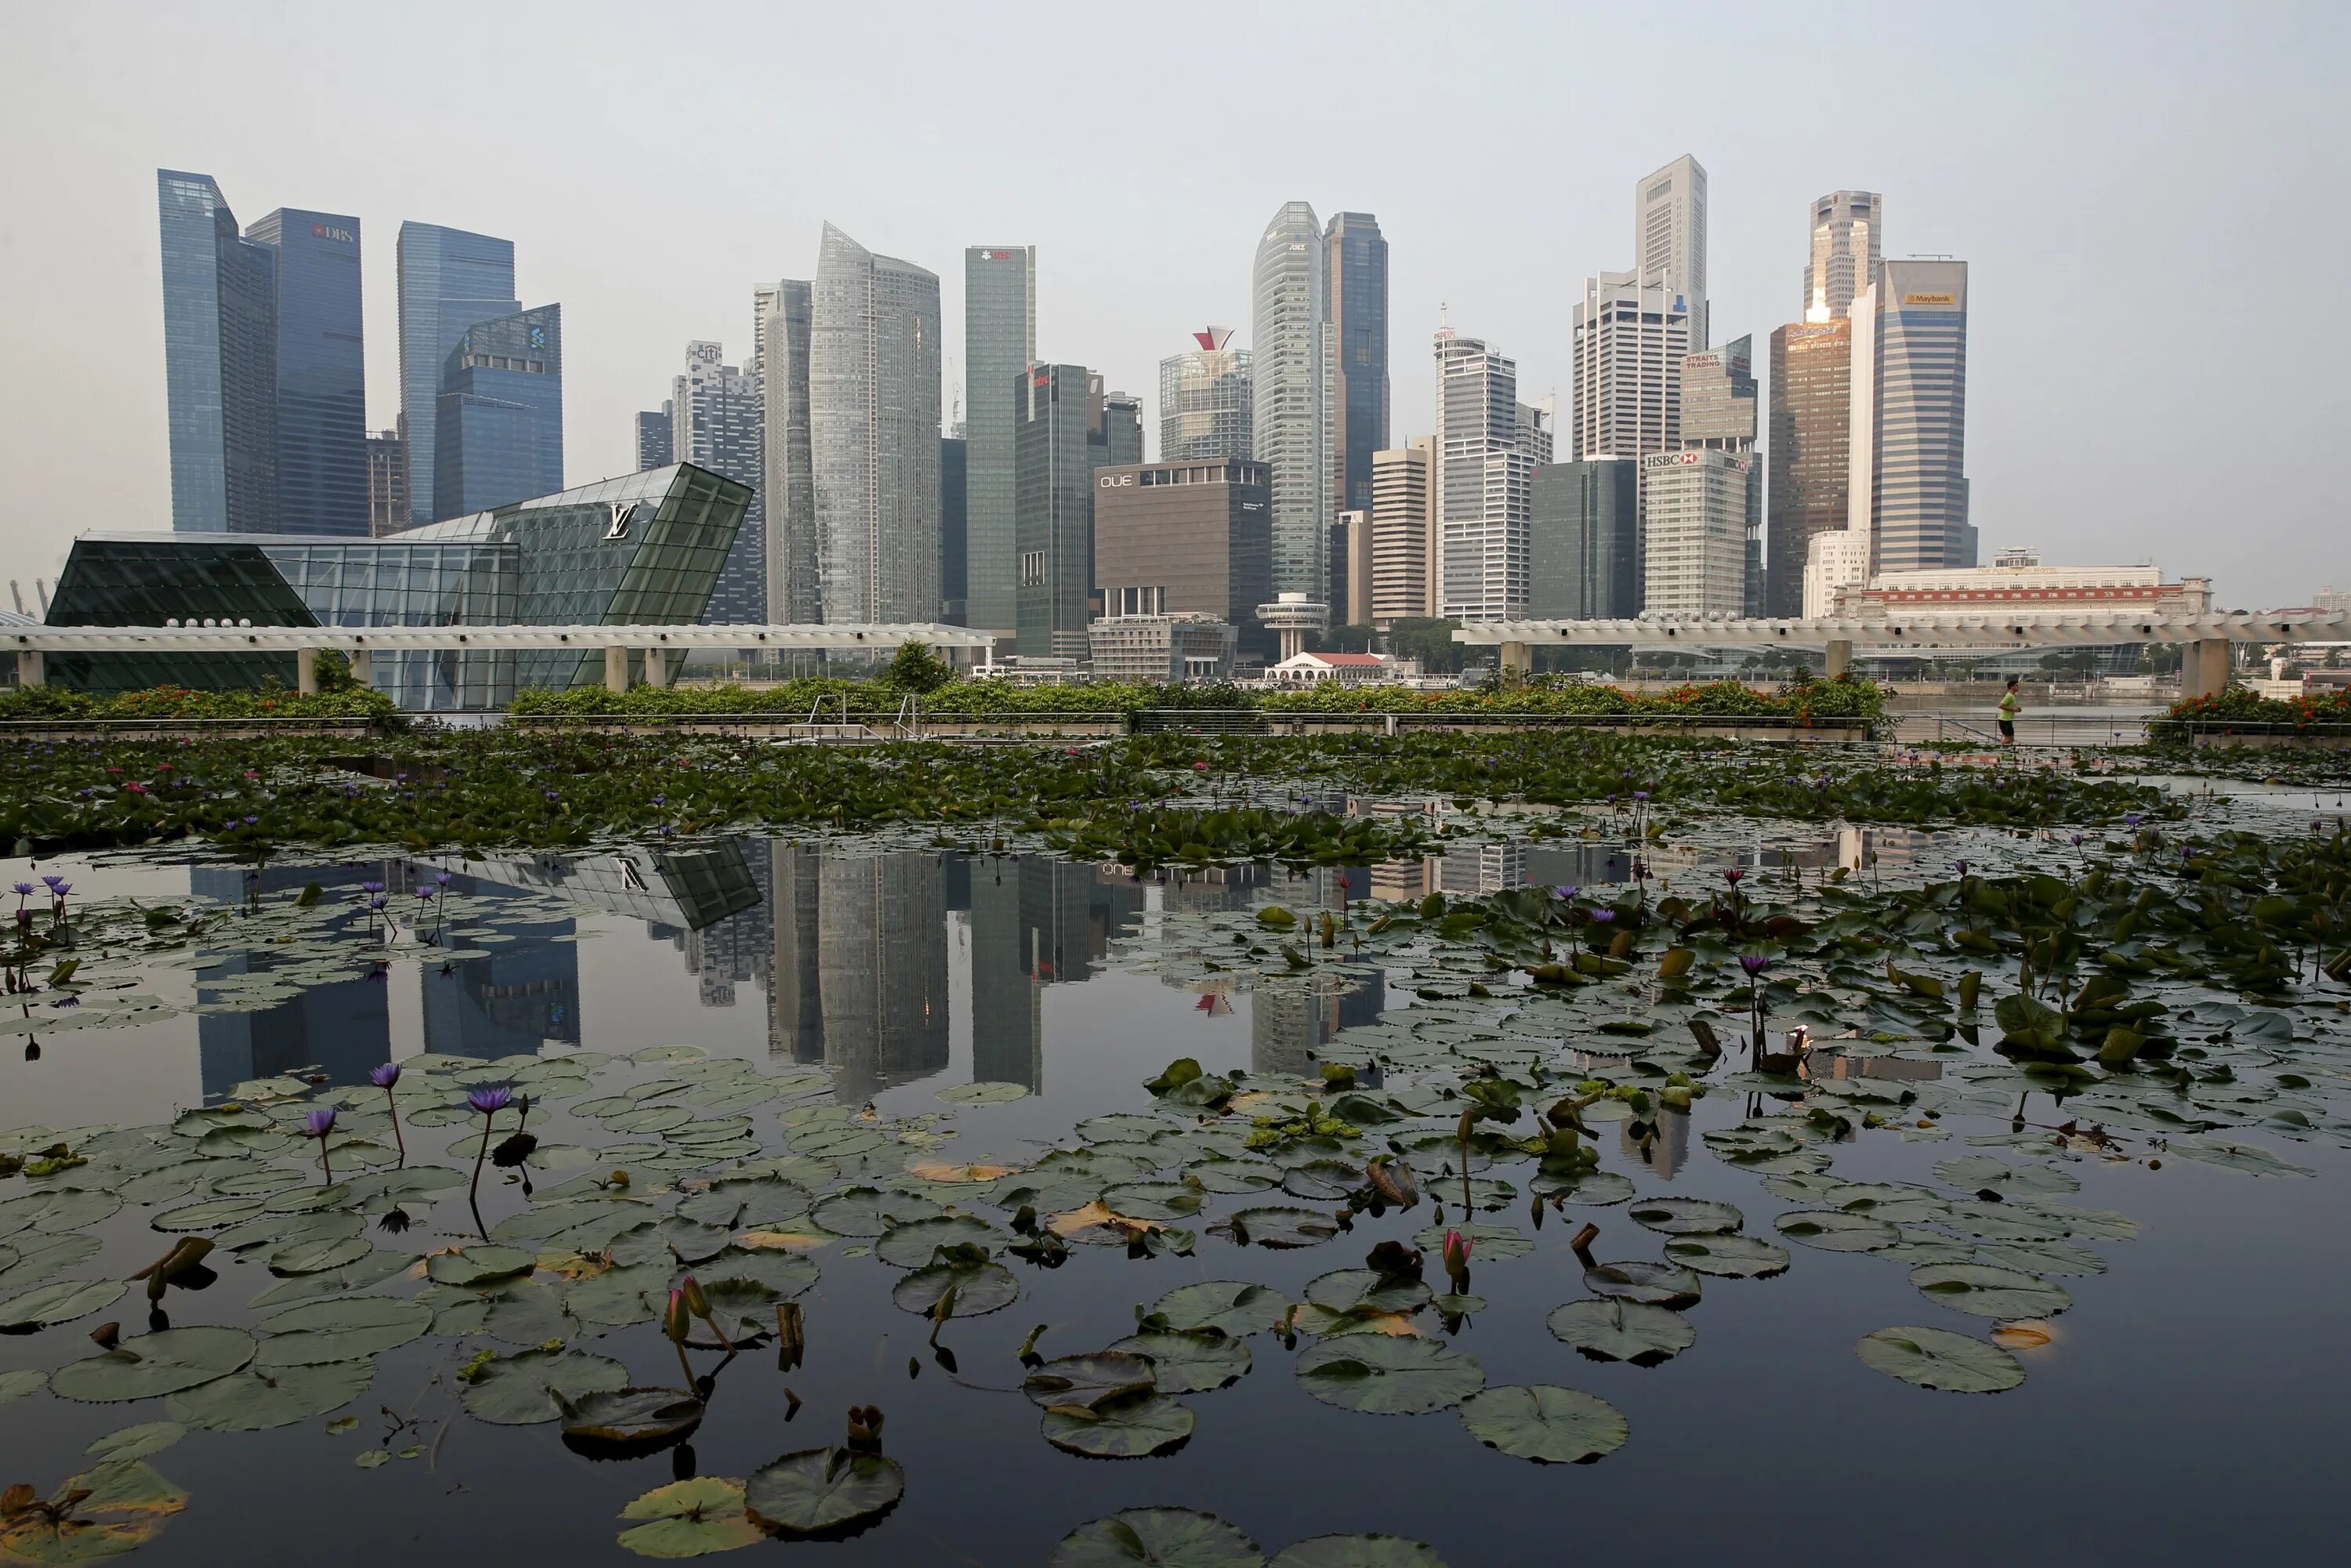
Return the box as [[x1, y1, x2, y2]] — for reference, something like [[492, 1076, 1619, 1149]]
[[1998, 676, 2020, 744]]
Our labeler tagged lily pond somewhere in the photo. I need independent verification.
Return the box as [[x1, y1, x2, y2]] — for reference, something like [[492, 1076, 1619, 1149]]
[[3, 747, 2350, 1566]]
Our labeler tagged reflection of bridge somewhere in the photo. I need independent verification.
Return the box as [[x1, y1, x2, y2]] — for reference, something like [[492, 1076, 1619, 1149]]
[[8, 622, 994, 694], [1454, 610, 2351, 699]]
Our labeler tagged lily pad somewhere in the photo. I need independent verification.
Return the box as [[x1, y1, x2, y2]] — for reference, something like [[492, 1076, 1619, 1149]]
[[1227, 1206, 1341, 1249], [0, 1367, 43, 1404], [616, 1476, 763, 1558], [1662, 1233, 1791, 1279], [1150, 1280, 1295, 1337], [1107, 1329, 1252, 1394], [1268, 1537, 1447, 1568], [1303, 1269, 1433, 1316], [0, 1458, 187, 1564], [1294, 1336, 1486, 1415], [1909, 1263, 2073, 1320], [563, 1261, 672, 1327], [252, 1295, 433, 1367], [743, 1447, 907, 1538], [84, 1422, 186, 1461], [1855, 1324, 2025, 1392], [1041, 1390, 1197, 1458], [0, 1276, 127, 1331], [1581, 1261, 1702, 1309], [1773, 1211, 1900, 1252], [49, 1326, 256, 1403], [1408, 1221, 1534, 1261], [426, 1244, 538, 1287], [460, 1347, 629, 1425], [1627, 1197, 1744, 1235], [1546, 1298, 1695, 1365], [563, 1387, 705, 1455], [812, 1187, 944, 1237], [1459, 1384, 1628, 1464], [268, 1235, 375, 1276], [1023, 1353, 1157, 1409], [167, 1359, 372, 1431], [892, 1258, 1019, 1318], [2166, 1137, 2317, 1178], [1049, 1508, 1263, 1567], [938, 1081, 1029, 1105], [875, 1215, 998, 1268]]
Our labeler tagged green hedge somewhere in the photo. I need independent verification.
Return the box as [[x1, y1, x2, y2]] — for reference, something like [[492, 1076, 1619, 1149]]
[[0, 683, 397, 722], [2154, 686, 2351, 737]]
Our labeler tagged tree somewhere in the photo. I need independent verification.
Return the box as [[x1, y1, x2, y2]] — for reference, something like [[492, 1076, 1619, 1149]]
[[1306, 622, 1378, 654], [1385, 618, 1465, 673], [881, 639, 955, 693]]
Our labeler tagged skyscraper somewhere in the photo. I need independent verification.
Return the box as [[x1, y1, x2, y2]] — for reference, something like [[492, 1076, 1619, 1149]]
[[1804, 190, 1883, 324], [1530, 458, 1639, 618], [1766, 318, 1854, 614], [1679, 337, 1760, 613], [672, 341, 766, 623], [1251, 202, 1331, 611], [1325, 212, 1389, 516], [1641, 449, 1752, 614], [242, 208, 368, 535], [397, 223, 518, 526], [1436, 329, 1541, 621], [940, 434, 967, 624], [1571, 271, 1693, 463], [364, 430, 407, 537], [812, 223, 942, 625], [157, 171, 278, 533], [635, 406, 674, 470], [1369, 443, 1431, 628], [1636, 154, 1709, 347], [964, 246, 1035, 638], [1014, 366, 1137, 659], [1092, 457, 1273, 660], [1159, 328, 1253, 461], [433, 305, 563, 520], [1866, 259, 1972, 573], [759, 280, 817, 625]]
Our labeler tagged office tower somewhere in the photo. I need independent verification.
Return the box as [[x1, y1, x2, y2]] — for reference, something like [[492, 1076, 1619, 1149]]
[[1335, 509, 1374, 626], [1434, 329, 1538, 621], [1636, 154, 1709, 346], [816, 853, 948, 1101], [1159, 328, 1253, 461], [433, 304, 563, 520], [1530, 458, 1639, 618], [1641, 449, 1752, 614], [636, 406, 673, 470], [1094, 458, 1273, 660], [158, 171, 280, 533], [1766, 318, 1853, 615], [940, 434, 968, 622], [364, 431, 407, 537], [242, 208, 368, 535], [1571, 270, 1693, 463], [1251, 201, 1331, 609], [1369, 443, 1431, 628], [812, 223, 942, 625], [1014, 367, 1136, 658], [1325, 212, 1389, 517], [1679, 337, 1761, 613], [1804, 190, 1883, 323], [672, 341, 765, 622], [1866, 259, 1972, 572], [964, 246, 1035, 637], [397, 223, 519, 525], [759, 279, 817, 625]]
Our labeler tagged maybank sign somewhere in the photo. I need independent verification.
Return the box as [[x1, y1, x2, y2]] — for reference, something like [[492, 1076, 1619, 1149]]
[[1903, 292, 1958, 305]]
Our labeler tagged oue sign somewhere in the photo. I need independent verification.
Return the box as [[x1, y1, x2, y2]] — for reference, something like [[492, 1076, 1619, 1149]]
[[1098, 474, 1134, 487]]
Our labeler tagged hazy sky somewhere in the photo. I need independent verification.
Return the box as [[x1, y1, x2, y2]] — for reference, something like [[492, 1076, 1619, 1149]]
[[2, 0, 2345, 610]]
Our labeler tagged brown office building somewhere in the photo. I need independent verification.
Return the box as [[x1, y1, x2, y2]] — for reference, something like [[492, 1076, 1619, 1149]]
[[1766, 318, 1853, 616], [1093, 458, 1274, 662]]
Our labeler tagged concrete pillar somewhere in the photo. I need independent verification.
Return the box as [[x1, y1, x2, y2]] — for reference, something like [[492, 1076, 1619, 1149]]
[[16, 650, 42, 688], [349, 648, 371, 689], [645, 647, 669, 688], [605, 646, 629, 693], [295, 647, 319, 696], [1500, 640, 1532, 674], [1824, 640, 1853, 680], [2186, 638, 2233, 701]]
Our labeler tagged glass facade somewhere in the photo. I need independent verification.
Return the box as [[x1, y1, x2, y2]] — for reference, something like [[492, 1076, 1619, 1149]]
[[760, 280, 817, 625], [158, 170, 278, 534], [243, 208, 368, 536], [669, 341, 763, 624], [1871, 259, 1973, 573], [397, 223, 519, 525], [434, 305, 563, 521], [1324, 212, 1389, 516], [1251, 203, 1330, 604], [1157, 339, 1253, 462], [43, 464, 749, 708], [1766, 320, 1853, 616], [940, 434, 967, 623], [1530, 458, 1639, 620], [962, 246, 1035, 636]]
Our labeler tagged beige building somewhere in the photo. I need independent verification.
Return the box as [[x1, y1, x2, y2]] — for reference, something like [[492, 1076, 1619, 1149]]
[[1641, 449, 1750, 614], [1092, 458, 1273, 661], [1088, 613, 1237, 682], [1370, 440, 1433, 628]]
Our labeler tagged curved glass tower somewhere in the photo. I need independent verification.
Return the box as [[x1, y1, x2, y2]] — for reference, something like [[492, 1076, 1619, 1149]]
[[1250, 202, 1330, 606], [1157, 328, 1252, 462]]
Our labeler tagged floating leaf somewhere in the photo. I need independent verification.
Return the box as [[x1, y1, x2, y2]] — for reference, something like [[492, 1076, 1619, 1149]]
[[1627, 1197, 1744, 1236], [874, 1215, 998, 1268], [616, 1476, 763, 1558], [268, 1235, 375, 1276], [1580, 1261, 1701, 1309], [560, 1387, 705, 1454], [1267, 1538, 1446, 1568], [1855, 1325, 2025, 1392], [1545, 1298, 1694, 1365], [167, 1359, 372, 1431], [2165, 1137, 2317, 1178], [1150, 1280, 1295, 1337], [1041, 1390, 1196, 1458], [460, 1348, 629, 1425], [1407, 1222, 1533, 1261], [936, 1081, 1029, 1105], [252, 1295, 433, 1367], [1302, 1269, 1432, 1316], [811, 1188, 943, 1237], [1107, 1329, 1252, 1394], [1227, 1207, 1340, 1250], [891, 1258, 1018, 1318], [1662, 1233, 1790, 1279], [426, 1244, 538, 1287], [1023, 1353, 1157, 1410], [0, 1368, 44, 1405], [1458, 1384, 1628, 1464], [1294, 1336, 1486, 1415], [49, 1326, 255, 1403], [0, 1276, 126, 1331], [742, 1447, 906, 1538], [1909, 1263, 2072, 1320], [83, 1422, 184, 1462], [1048, 1507, 1261, 1567], [1773, 1211, 1900, 1252]]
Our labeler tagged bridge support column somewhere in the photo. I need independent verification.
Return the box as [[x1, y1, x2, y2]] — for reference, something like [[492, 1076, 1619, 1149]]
[[16, 650, 42, 688], [605, 646, 629, 693], [645, 647, 670, 688], [2185, 638, 2233, 701], [1824, 639, 1853, 680], [349, 648, 371, 688], [295, 647, 319, 696], [1500, 640, 1532, 675]]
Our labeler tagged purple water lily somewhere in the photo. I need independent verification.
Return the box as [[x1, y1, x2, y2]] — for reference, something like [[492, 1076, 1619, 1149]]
[[468, 1085, 514, 1115], [304, 1106, 339, 1183], [466, 1085, 517, 1237], [371, 1062, 400, 1088], [371, 1063, 407, 1165], [40, 875, 63, 891], [1739, 954, 1773, 977]]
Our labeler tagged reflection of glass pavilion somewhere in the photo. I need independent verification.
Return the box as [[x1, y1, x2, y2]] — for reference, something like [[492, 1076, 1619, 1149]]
[[42, 463, 749, 708]]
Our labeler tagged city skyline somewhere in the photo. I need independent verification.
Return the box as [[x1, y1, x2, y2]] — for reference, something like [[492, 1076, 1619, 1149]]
[[5, 2, 2344, 610]]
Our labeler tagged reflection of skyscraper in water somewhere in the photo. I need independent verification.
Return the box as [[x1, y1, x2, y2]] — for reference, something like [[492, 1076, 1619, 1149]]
[[679, 846, 773, 1009], [817, 853, 949, 1100], [965, 859, 1145, 1091], [423, 907, 582, 1059], [768, 844, 824, 1063], [1439, 843, 1528, 894], [197, 950, 391, 1098], [1618, 1107, 1691, 1180], [1369, 858, 1440, 901], [1525, 845, 1634, 891], [1158, 863, 1272, 914], [1250, 971, 1381, 1079]]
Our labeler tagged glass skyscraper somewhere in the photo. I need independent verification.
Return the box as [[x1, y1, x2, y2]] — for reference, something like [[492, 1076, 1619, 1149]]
[[963, 246, 1035, 639], [940, 434, 968, 623], [1766, 319, 1854, 615], [1869, 259, 1972, 573], [158, 170, 279, 534], [243, 208, 368, 535], [1157, 328, 1252, 462], [1530, 458, 1639, 619], [434, 305, 563, 520], [397, 223, 519, 525], [1324, 212, 1389, 517], [670, 339, 763, 623], [1251, 202, 1331, 607], [759, 280, 818, 625]]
